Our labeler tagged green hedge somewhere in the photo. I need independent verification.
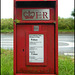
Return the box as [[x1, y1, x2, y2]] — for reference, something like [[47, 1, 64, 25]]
[[1, 17, 74, 32], [1, 18, 13, 30], [58, 17, 74, 30]]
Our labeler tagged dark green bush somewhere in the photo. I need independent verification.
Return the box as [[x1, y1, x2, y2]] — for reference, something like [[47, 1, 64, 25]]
[[1, 18, 13, 30], [58, 17, 74, 30]]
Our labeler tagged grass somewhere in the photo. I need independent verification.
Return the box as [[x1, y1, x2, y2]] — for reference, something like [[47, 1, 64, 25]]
[[58, 55, 74, 75], [58, 29, 74, 33], [1, 29, 13, 33], [1, 49, 13, 75], [1, 49, 74, 75]]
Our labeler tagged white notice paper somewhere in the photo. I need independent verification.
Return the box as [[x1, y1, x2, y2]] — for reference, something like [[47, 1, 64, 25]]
[[29, 34, 44, 63]]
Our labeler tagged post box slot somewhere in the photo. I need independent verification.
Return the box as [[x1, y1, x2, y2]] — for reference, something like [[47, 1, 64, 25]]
[[16, 23, 55, 25], [16, 1, 55, 8]]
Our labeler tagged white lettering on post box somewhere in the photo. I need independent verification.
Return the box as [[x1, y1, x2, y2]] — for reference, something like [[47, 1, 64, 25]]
[[29, 34, 44, 63], [22, 9, 50, 20]]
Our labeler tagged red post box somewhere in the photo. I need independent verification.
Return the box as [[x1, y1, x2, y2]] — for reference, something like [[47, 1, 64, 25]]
[[14, 0, 58, 75]]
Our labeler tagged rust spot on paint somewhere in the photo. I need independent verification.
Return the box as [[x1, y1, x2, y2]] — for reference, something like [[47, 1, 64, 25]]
[[38, 71, 40, 72], [28, 67, 33, 70], [41, 70, 44, 72], [27, 67, 33, 70], [48, 69, 50, 72], [54, 22, 56, 24], [34, 70, 37, 72]]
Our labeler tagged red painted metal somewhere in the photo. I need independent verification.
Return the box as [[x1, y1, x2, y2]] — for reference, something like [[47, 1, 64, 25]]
[[54, 0, 58, 75], [16, 74, 56, 75], [16, 0, 56, 1], [14, 0, 58, 75], [14, 0, 17, 75], [16, 25, 54, 74]]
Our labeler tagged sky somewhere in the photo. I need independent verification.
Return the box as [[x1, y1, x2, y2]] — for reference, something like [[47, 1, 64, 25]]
[[1, 0, 74, 19]]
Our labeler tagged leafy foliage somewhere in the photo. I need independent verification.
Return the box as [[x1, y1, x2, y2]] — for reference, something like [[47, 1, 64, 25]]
[[1, 18, 13, 32], [58, 17, 74, 30]]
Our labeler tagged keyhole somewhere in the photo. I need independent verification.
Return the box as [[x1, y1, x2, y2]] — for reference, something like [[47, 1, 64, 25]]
[[23, 49, 24, 52]]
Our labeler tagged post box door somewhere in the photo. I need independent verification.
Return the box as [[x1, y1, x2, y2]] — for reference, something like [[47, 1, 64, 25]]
[[16, 24, 54, 74]]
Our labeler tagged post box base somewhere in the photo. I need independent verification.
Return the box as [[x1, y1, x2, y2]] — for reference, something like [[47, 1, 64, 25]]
[[16, 74, 56, 75]]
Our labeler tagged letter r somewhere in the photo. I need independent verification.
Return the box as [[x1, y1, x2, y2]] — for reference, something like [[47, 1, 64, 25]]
[[43, 12, 48, 19]]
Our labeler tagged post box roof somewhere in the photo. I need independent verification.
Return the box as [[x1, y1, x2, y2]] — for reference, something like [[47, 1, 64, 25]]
[[16, 0, 56, 1]]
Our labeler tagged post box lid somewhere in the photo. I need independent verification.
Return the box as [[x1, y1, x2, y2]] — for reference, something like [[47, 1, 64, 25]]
[[16, 0, 56, 1]]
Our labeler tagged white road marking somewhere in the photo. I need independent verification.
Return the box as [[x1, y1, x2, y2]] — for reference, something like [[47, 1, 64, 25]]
[[59, 41, 74, 48], [64, 53, 74, 56], [1, 38, 13, 39]]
